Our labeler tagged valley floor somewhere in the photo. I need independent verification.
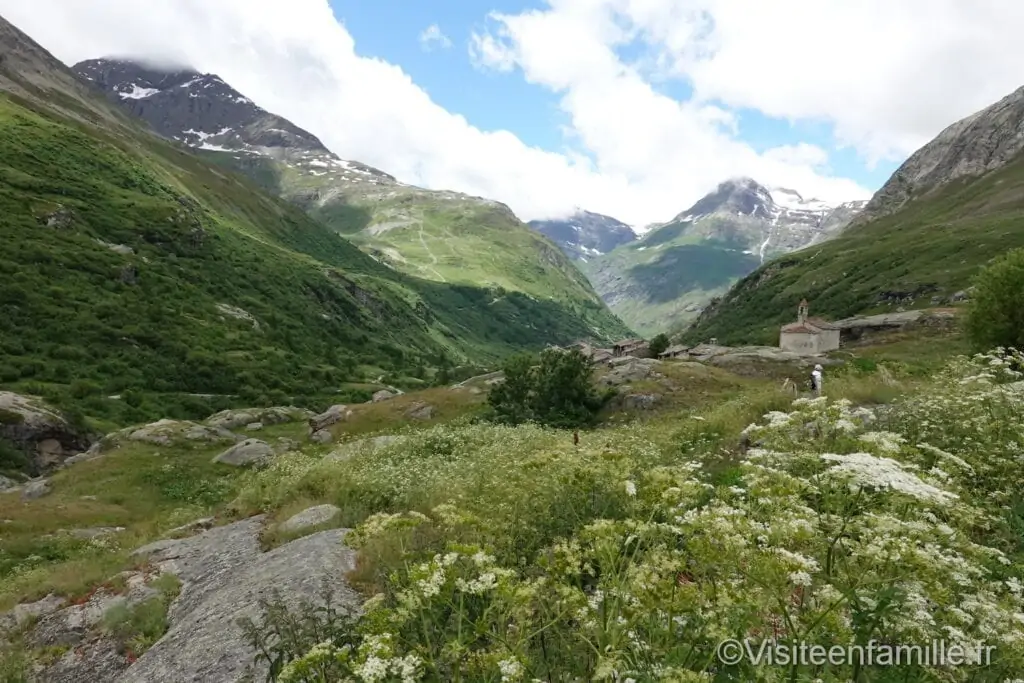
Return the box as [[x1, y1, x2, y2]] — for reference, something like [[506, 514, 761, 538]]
[[2, 328, 1023, 682]]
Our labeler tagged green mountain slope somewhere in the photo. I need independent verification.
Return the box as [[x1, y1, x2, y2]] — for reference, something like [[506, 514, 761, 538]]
[[579, 230, 759, 337], [683, 151, 1024, 345], [0, 19, 628, 427], [67, 59, 629, 340]]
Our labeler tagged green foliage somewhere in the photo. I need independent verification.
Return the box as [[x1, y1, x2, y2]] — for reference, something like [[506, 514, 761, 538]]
[[0, 438, 30, 475], [238, 586, 360, 683], [101, 573, 181, 656], [487, 349, 607, 428], [262, 352, 1024, 681], [648, 332, 670, 356], [686, 154, 1024, 344], [0, 645, 29, 683], [0, 89, 627, 428], [965, 247, 1024, 351]]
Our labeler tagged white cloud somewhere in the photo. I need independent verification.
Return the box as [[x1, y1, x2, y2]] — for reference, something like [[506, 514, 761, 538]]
[[419, 23, 452, 51], [1, 0, 1018, 227]]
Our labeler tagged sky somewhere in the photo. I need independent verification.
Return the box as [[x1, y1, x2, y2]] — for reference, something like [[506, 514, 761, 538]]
[[2, 0, 1023, 227]]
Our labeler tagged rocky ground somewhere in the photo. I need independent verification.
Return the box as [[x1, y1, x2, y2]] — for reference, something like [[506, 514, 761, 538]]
[[1, 511, 359, 683]]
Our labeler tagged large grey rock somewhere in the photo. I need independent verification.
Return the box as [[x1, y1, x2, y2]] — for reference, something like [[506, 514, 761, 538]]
[[405, 402, 435, 421], [622, 393, 661, 410], [21, 478, 51, 500], [371, 390, 396, 403], [310, 429, 334, 445], [0, 391, 94, 475], [213, 439, 273, 467], [122, 517, 359, 683], [93, 419, 241, 453], [0, 593, 66, 633], [308, 404, 351, 433], [205, 406, 314, 431], [0, 474, 17, 492], [278, 505, 341, 534]]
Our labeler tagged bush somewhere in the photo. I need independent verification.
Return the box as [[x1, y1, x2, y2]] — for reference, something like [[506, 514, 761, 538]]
[[966, 248, 1024, 351], [487, 348, 606, 428], [648, 332, 670, 356]]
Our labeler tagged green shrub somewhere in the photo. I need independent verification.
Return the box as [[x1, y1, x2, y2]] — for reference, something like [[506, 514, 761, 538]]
[[487, 348, 607, 428], [966, 247, 1024, 351], [648, 332, 670, 356]]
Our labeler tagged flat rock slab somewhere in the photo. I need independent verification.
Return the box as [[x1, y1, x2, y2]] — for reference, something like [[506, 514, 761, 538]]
[[213, 439, 274, 467], [279, 504, 342, 533], [122, 516, 358, 683]]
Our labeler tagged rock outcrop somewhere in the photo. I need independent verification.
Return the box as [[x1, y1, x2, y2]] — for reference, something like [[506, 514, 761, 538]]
[[121, 517, 359, 683], [0, 391, 95, 475], [94, 419, 241, 453], [853, 85, 1024, 224], [204, 406, 313, 431], [308, 404, 351, 434], [278, 504, 341, 534], [213, 439, 274, 467], [7, 516, 361, 683]]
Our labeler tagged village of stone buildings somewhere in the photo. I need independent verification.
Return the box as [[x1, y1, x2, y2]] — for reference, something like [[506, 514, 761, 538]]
[[560, 299, 959, 368]]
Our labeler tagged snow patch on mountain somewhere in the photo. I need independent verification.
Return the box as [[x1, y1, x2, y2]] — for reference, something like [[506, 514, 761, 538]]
[[118, 84, 160, 99]]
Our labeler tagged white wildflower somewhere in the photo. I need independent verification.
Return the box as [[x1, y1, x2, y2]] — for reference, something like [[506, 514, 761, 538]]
[[625, 480, 637, 497], [789, 571, 813, 586]]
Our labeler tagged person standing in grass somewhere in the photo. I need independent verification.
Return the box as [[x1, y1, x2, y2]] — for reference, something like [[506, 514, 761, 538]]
[[810, 364, 824, 397]]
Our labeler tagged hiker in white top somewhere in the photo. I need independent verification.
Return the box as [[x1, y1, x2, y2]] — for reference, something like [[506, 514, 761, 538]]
[[810, 364, 823, 397]]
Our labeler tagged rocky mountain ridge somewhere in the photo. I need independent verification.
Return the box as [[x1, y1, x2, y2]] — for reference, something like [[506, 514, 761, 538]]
[[684, 83, 1024, 345], [852, 84, 1024, 225], [527, 210, 638, 262]]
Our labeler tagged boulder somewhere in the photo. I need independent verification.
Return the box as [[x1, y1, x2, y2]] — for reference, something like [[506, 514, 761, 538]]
[[601, 359, 658, 386], [21, 478, 51, 500], [622, 393, 661, 410], [405, 402, 435, 421], [96, 419, 241, 452], [205, 406, 314, 431], [245, 422, 263, 431], [121, 517, 359, 683], [0, 474, 17, 492], [0, 391, 95, 475], [278, 504, 341, 534], [307, 404, 351, 433], [310, 429, 334, 445], [371, 390, 396, 403], [213, 439, 274, 467]]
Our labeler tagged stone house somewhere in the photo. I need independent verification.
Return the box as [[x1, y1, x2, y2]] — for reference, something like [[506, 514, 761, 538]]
[[658, 344, 689, 359], [613, 338, 649, 358], [779, 300, 840, 355]]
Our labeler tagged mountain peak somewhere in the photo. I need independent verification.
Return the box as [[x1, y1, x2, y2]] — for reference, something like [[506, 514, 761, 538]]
[[677, 177, 774, 221], [72, 57, 328, 156], [528, 210, 637, 261]]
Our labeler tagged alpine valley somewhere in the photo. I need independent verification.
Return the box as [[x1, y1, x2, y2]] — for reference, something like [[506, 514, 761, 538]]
[[0, 21, 629, 428], [686, 84, 1024, 345], [535, 179, 866, 337]]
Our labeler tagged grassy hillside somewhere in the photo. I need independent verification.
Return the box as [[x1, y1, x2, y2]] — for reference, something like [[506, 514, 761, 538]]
[[7, 332, 1024, 681], [684, 152, 1024, 345], [0, 89, 626, 428], [199, 152, 631, 340]]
